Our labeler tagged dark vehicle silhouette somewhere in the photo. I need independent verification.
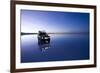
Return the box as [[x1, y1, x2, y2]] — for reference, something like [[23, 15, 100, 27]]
[[38, 31, 50, 51], [38, 31, 50, 44]]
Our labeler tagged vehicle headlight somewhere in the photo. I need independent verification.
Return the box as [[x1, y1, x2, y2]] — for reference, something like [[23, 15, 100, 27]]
[[45, 37, 48, 39]]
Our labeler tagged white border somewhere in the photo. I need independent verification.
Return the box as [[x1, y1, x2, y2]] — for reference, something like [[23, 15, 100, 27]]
[[16, 4, 94, 69]]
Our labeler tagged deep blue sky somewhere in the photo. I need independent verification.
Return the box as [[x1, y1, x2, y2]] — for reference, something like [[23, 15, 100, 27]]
[[21, 10, 89, 33]]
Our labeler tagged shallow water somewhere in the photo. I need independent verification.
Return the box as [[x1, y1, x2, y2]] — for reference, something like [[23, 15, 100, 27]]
[[21, 34, 89, 63]]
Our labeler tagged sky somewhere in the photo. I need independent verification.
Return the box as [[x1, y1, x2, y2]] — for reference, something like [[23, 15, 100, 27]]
[[21, 9, 89, 33]]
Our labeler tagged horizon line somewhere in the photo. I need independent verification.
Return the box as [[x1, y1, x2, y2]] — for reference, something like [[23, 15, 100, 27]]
[[21, 32, 89, 35]]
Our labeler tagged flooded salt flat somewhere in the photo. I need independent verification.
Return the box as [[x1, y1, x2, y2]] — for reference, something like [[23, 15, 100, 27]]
[[21, 34, 89, 63]]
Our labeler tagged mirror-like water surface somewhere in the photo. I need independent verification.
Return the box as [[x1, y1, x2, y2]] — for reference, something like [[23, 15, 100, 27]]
[[21, 34, 89, 63]]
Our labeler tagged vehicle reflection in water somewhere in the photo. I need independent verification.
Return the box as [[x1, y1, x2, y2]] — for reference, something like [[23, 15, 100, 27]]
[[38, 40, 50, 52]]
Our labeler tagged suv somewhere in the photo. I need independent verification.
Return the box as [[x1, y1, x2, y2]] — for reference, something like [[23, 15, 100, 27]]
[[38, 31, 50, 44]]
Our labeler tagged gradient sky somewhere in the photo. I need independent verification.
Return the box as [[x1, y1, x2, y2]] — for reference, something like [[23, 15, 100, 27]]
[[21, 10, 89, 33]]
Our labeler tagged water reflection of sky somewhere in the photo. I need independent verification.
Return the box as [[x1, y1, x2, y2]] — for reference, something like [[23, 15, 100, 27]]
[[21, 34, 89, 63]]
